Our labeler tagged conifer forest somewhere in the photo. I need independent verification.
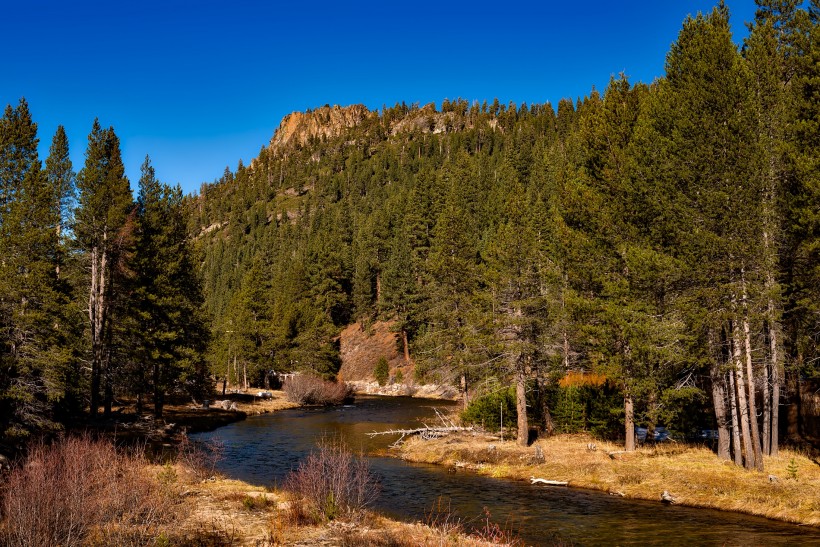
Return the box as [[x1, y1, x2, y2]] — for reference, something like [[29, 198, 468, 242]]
[[2, 3, 820, 474]]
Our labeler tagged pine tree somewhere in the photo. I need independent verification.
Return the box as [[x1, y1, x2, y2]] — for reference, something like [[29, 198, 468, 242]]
[[484, 167, 562, 446], [74, 120, 134, 417], [789, 0, 820, 424], [641, 4, 765, 469], [744, 0, 807, 457], [131, 157, 210, 417], [0, 99, 71, 441], [418, 153, 485, 405], [45, 125, 75, 278]]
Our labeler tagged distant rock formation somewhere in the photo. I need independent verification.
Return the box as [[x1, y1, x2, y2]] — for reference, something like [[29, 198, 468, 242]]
[[269, 104, 371, 153]]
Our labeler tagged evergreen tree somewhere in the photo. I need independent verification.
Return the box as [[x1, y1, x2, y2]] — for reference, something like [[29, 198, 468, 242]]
[[639, 4, 765, 468], [45, 125, 75, 278], [131, 157, 210, 417], [0, 99, 72, 441], [74, 120, 134, 417]]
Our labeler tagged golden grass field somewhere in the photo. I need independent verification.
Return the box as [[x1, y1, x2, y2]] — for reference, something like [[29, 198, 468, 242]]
[[396, 432, 820, 527]]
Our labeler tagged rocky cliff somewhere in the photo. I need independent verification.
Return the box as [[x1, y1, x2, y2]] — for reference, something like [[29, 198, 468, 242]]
[[269, 104, 371, 152]]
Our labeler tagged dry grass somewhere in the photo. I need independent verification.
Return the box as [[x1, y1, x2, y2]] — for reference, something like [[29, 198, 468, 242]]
[[397, 432, 820, 527], [0, 433, 543, 546], [0, 436, 186, 547], [180, 475, 525, 546]]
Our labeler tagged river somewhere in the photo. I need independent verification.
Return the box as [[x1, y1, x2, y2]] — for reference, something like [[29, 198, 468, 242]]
[[191, 395, 820, 546]]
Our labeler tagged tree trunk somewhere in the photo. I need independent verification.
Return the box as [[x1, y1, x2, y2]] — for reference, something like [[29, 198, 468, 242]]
[[375, 271, 382, 305], [763, 201, 783, 456], [728, 370, 743, 466], [710, 362, 731, 461], [767, 291, 782, 456], [624, 394, 635, 452], [153, 361, 163, 419], [88, 244, 108, 417], [103, 363, 113, 418], [741, 273, 764, 471], [402, 329, 411, 362], [516, 362, 528, 446], [460, 371, 468, 409], [771, 341, 781, 455], [732, 320, 756, 470], [762, 336, 771, 456]]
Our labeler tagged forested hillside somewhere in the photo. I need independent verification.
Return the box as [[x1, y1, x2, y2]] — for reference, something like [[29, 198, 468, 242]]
[[189, 4, 820, 465], [2, 3, 819, 470]]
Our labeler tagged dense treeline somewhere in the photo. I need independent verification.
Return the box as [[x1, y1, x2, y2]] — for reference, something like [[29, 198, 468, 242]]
[[0, 105, 209, 449], [2, 2, 819, 470], [189, 2, 819, 467]]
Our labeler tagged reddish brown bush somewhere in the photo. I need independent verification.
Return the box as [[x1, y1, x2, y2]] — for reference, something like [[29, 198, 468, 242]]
[[283, 374, 354, 405], [177, 432, 224, 481], [283, 439, 380, 522], [0, 435, 184, 547]]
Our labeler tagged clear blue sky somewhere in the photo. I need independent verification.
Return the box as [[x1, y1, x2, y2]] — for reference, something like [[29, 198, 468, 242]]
[[1, 1, 759, 196]]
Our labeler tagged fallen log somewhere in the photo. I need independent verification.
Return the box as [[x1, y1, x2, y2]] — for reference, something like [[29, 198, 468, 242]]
[[367, 426, 473, 447], [530, 477, 568, 486], [367, 426, 473, 437]]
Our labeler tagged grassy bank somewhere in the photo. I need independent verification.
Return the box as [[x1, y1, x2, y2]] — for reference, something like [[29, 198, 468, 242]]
[[395, 432, 820, 527], [0, 436, 518, 546]]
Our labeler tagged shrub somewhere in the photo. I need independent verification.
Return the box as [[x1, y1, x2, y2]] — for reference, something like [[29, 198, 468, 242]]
[[374, 356, 390, 386], [283, 374, 354, 405], [461, 387, 517, 432], [283, 439, 380, 522], [0, 435, 183, 547], [176, 432, 224, 481]]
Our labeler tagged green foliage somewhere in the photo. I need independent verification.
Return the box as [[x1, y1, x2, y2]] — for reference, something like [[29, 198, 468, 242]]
[[461, 387, 517, 432], [787, 457, 798, 480], [374, 356, 389, 386], [545, 383, 624, 440], [4, 1, 820, 450]]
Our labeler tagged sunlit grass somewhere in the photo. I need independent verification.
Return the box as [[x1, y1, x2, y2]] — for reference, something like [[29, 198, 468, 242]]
[[399, 432, 820, 526]]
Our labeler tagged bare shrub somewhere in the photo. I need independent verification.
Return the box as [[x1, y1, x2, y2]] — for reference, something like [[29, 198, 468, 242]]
[[283, 374, 354, 405], [424, 499, 522, 546], [283, 439, 380, 522], [0, 435, 184, 547], [468, 507, 522, 546], [177, 432, 224, 481], [424, 497, 465, 541]]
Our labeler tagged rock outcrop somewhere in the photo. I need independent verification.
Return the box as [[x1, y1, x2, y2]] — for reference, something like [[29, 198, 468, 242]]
[[269, 104, 371, 153]]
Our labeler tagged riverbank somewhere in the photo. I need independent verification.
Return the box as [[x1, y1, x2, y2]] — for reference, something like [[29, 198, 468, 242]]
[[176, 470, 515, 546], [75, 390, 300, 443], [0, 434, 513, 547], [394, 431, 820, 527]]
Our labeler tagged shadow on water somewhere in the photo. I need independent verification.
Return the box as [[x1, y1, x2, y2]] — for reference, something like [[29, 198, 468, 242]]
[[192, 395, 820, 546]]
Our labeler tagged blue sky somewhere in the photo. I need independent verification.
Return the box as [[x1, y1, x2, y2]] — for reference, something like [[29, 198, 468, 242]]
[[1, 1, 759, 196]]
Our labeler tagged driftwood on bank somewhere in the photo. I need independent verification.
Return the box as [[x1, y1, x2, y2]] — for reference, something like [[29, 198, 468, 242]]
[[367, 426, 473, 447], [530, 477, 568, 486]]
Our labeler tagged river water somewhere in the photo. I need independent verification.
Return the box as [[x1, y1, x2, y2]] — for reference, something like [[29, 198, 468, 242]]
[[191, 395, 820, 546]]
